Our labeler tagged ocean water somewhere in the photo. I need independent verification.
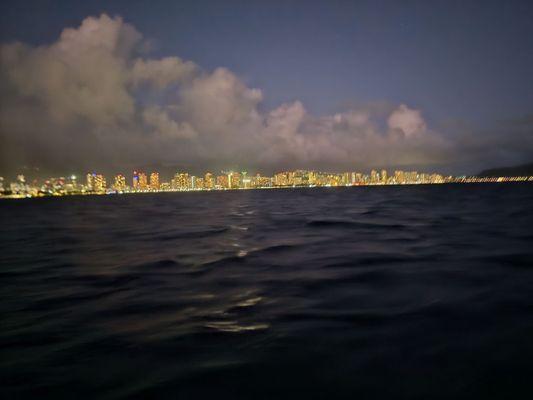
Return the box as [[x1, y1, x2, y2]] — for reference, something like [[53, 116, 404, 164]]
[[1, 184, 533, 399]]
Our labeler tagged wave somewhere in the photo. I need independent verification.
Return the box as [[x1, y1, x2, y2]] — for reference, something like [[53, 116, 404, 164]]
[[306, 219, 407, 230]]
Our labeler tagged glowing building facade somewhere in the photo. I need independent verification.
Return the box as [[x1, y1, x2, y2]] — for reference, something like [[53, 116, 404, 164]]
[[150, 172, 160, 190], [204, 173, 214, 189], [86, 173, 106, 192], [114, 174, 126, 191]]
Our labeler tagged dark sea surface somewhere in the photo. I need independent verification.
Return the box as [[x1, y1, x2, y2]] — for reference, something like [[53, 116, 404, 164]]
[[1, 184, 533, 399]]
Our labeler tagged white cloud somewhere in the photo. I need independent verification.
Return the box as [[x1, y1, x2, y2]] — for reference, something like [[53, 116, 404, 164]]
[[131, 57, 197, 89], [143, 106, 197, 139], [178, 67, 263, 136], [387, 104, 427, 138], [0, 13, 462, 175]]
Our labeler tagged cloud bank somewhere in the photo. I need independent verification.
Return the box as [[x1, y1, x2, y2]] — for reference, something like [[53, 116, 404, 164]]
[[0, 14, 531, 177]]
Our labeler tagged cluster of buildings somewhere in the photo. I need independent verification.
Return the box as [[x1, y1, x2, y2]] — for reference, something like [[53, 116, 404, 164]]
[[89, 169, 448, 193], [86, 170, 275, 193], [272, 169, 447, 187], [1, 168, 532, 199]]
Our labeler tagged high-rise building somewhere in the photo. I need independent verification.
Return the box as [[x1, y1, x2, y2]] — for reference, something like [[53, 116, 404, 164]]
[[172, 173, 190, 190], [95, 174, 106, 192], [149, 172, 160, 190], [86, 173, 105, 192], [394, 170, 405, 184], [381, 169, 388, 184], [308, 172, 319, 185], [64, 175, 78, 193], [325, 173, 341, 186], [138, 172, 148, 190], [86, 173, 94, 191], [114, 174, 126, 191], [242, 171, 251, 189], [252, 174, 272, 188], [291, 170, 309, 186], [274, 172, 289, 186], [216, 175, 228, 189], [132, 171, 140, 190], [87, 174, 106, 193], [228, 172, 241, 189], [370, 170, 379, 184], [342, 172, 351, 186], [195, 177, 204, 190], [204, 172, 214, 189]]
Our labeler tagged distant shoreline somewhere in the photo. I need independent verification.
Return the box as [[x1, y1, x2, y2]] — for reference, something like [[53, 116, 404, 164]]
[[2, 179, 532, 201]]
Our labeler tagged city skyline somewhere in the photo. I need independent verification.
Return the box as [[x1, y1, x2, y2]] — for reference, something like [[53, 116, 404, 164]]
[[2, 166, 532, 199]]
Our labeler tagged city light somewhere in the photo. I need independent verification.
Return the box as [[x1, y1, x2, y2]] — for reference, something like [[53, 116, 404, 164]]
[[0, 169, 531, 199]]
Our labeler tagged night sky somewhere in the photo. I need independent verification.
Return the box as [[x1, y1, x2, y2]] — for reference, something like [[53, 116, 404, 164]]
[[1, 0, 532, 178]]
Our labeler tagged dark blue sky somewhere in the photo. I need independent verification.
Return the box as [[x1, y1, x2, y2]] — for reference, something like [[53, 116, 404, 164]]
[[2, 0, 532, 126]]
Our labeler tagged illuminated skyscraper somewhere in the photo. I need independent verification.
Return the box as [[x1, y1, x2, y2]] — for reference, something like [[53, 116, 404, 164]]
[[86, 173, 105, 192], [342, 172, 351, 186], [288, 171, 295, 185], [252, 174, 272, 188], [114, 174, 126, 191], [96, 175, 106, 192], [381, 169, 388, 184], [326, 173, 341, 186], [394, 170, 405, 184], [216, 175, 228, 189], [86, 173, 93, 190], [195, 177, 204, 190], [291, 170, 308, 186], [308, 171, 317, 185], [274, 172, 289, 186], [228, 172, 242, 189], [242, 171, 252, 189], [132, 171, 140, 190], [138, 172, 148, 190], [250, 174, 260, 188], [172, 173, 190, 190], [65, 175, 78, 193], [204, 172, 214, 189], [149, 172, 160, 190], [92, 174, 106, 193], [370, 170, 379, 184]]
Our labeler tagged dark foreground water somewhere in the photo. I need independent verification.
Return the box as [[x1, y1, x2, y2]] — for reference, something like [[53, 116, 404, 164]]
[[1, 184, 533, 399]]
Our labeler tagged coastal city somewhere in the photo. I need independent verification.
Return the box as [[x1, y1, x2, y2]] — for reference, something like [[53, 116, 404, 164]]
[[1, 168, 532, 199]]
